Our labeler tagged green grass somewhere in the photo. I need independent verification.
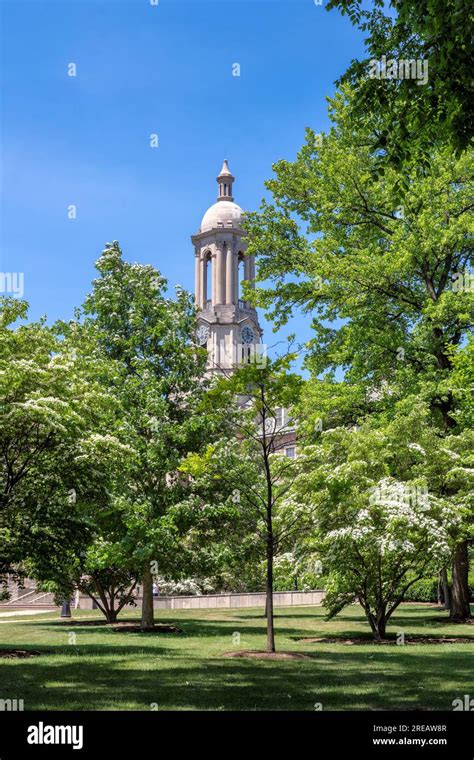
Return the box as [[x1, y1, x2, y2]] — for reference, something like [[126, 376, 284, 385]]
[[0, 604, 472, 711]]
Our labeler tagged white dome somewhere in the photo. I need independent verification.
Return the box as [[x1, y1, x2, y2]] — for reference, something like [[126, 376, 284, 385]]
[[200, 200, 242, 232]]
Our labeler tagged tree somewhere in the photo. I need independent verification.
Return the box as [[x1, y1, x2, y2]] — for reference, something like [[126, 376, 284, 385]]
[[82, 241, 220, 628], [327, 0, 473, 170], [292, 400, 467, 640], [244, 89, 473, 619], [181, 356, 307, 652], [0, 298, 126, 601], [445, 337, 474, 618]]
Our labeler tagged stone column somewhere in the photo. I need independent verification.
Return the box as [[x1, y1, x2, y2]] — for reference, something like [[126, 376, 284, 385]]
[[215, 244, 225, 304], [200, 254, 207, 307], [221, 245, 227, 304], [243, 256, 251, 306], [195, 250, 201, 308], [248, 255, 256, 288], [243, 255, 250, 282], [226, 243, 234, 304], [212, 249, 217, 305]]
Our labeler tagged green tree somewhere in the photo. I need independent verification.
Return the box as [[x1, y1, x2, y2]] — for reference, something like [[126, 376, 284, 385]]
[[0, 298, 127, 605], [83, 241, 219, 628], [181, 356, 307, 652], [327, 0, 473, 170], [292, 400, 471, 640], [244, 89, 473, 619]]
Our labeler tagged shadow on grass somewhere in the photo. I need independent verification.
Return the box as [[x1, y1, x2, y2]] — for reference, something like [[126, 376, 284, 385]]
[[1, 604, 472, 709], [13, 605, 473, 646], [30, 619, 315, 640], [2, 647, 471, 711]]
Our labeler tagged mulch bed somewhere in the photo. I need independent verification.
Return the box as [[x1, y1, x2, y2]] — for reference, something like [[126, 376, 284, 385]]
[[221, 650, 313, 661], [294, 636, 474, 645], [0, 649, 46, 659]]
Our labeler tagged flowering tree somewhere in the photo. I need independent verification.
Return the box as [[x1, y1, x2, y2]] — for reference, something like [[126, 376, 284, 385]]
[[293, 402, 469, 640], [0, 298, 129, 601], [322, 477, 453, 641], [82, 241, 222, 628]]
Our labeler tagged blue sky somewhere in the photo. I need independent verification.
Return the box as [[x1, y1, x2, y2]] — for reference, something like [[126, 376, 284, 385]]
[[1, 0, 364, 358]]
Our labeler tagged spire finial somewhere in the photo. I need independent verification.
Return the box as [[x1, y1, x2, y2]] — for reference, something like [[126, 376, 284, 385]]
[[217, 159, 234, 202], [218, 159, 232, 177]]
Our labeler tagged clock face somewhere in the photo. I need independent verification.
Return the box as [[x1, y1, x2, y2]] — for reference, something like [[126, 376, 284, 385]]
[[241, 326, 254, 344], [196, 324, 209, 346]]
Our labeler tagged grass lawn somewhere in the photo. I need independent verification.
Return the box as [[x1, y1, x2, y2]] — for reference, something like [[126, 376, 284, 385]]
[[0, 603, 472, 711]]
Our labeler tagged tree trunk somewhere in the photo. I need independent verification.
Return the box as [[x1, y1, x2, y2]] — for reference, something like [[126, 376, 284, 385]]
[[141, 562, 155, 629], [439, 567, 451, 611], [104, 607, 117, 623], [367, 608, 387, 642], [90, 576, 116, 623], [376, 619, 386, 641], [266, 542, 275, 653], [450, 540, 471, 621]]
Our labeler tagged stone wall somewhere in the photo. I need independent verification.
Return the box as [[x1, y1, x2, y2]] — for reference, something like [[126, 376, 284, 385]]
[[1, 586, 325, 611], [133, 590, 324, 611]]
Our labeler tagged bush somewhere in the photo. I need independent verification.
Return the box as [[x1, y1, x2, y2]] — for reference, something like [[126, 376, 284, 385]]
[[404, 575, 474, 603], [154, 576, 215, 596], [404, 577, 438, 602]]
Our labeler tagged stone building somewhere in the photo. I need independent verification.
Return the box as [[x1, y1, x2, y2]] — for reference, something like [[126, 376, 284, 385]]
[[192, 160, 263, 374], [193, 161, 296, 459]]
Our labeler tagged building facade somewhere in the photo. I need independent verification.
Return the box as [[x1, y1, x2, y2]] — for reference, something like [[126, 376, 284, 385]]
[[192, 160, 263, 374], [193, 161, 296, 457]]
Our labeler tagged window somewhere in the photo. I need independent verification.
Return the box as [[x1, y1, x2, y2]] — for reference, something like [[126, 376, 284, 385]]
[[238, 259, 243, 298], [240, 345, 252, 364], [285, 446, 296, 459]]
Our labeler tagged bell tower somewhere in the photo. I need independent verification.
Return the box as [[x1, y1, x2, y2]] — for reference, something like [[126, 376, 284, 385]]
[[192, 160, 262, 374]]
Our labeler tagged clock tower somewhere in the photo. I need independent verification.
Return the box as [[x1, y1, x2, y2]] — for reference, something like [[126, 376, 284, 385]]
[[192, 160, 262, 374]]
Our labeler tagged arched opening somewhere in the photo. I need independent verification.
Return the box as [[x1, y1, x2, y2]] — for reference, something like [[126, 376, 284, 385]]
[[240, 343, 252, 365], [237, 252, 245, 306]]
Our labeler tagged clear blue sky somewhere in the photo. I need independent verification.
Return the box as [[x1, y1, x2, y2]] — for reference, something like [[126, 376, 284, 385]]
[[1, 0, 364, 356]]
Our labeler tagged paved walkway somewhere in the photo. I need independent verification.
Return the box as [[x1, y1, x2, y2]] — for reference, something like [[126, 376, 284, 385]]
[[0, 609, 55, 618]]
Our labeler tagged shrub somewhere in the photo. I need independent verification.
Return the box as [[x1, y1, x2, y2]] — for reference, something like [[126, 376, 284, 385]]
[[403, 574, 474, 603], [403, 577, 438, 602]]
